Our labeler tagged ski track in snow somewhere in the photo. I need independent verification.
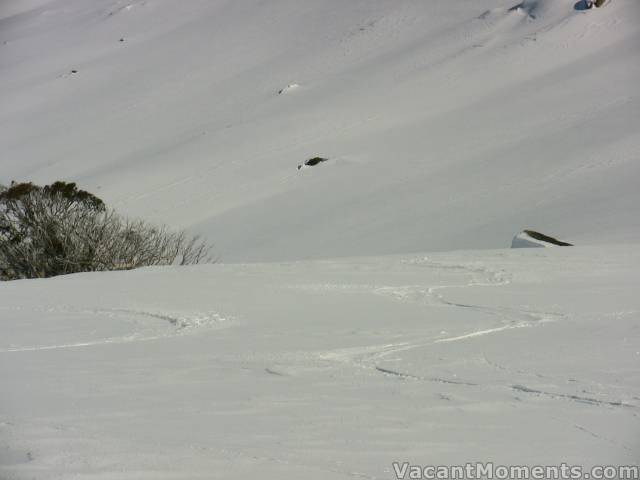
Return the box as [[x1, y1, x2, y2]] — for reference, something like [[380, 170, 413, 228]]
[[374, 366, 478, 386], [377, 257, 565, 342], [289, 256, 563, 365], [279, 257, 638, 411], [0, 307, 231, 353], [510, 384, 636, 409]]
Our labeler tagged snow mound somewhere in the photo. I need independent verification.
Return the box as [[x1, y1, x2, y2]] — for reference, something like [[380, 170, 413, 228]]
[[511, 230, 573, 248], [508, 0, 563, 19], [278, 83, 300, 95]]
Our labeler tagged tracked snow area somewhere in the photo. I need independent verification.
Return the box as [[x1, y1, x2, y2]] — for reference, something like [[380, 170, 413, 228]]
[[1, 247, 639, 478]]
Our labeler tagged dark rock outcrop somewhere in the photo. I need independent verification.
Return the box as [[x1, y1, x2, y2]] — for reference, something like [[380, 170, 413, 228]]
[[297, 157, 329, 170]]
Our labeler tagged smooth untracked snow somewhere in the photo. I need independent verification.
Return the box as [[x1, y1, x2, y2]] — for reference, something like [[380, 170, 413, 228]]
[[1, 0, 639, 260], [1, 247, 639, 479]]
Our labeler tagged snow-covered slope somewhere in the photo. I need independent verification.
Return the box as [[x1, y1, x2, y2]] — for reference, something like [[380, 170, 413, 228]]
[[1, 247, 639, 479], [1, 0, 639, 260], [2, 2, 640, 478]]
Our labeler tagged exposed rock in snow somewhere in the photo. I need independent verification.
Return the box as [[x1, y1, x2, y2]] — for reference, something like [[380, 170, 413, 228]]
[[512, 230, 573, 248], [297, 156, 329, 170]]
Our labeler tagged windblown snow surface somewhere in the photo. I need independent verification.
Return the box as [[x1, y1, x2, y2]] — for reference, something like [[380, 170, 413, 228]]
[[2, 248, 640, 478], [1, 0, 640, 478]]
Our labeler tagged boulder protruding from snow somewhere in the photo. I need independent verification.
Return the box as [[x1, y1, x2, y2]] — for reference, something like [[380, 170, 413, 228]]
[[511, 230, 573, 248], [297, 157, 329, 170]]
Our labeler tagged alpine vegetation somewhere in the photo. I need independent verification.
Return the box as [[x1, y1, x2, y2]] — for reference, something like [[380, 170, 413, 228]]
[[0, 181, 212, 280]]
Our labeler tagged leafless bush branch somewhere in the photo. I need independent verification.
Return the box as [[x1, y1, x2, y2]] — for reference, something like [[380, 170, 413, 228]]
[[0, 181, 214, 280]]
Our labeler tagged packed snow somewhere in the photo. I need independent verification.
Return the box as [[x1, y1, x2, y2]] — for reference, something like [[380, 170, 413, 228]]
[[1, 0, 639, 478]]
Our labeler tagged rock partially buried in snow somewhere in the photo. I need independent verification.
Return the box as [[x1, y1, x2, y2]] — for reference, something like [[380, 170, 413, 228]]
[[511, 230, 573, 248], [297, 157, 329, 170]]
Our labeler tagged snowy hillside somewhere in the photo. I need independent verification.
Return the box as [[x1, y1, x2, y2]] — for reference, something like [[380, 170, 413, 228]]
[[1, 0, 640, 478], [1, 0, 639, 260], [2, 247, 639, 478]]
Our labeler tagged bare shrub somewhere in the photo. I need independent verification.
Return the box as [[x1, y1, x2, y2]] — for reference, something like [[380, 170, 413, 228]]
[[0, 181, 213, 280]]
